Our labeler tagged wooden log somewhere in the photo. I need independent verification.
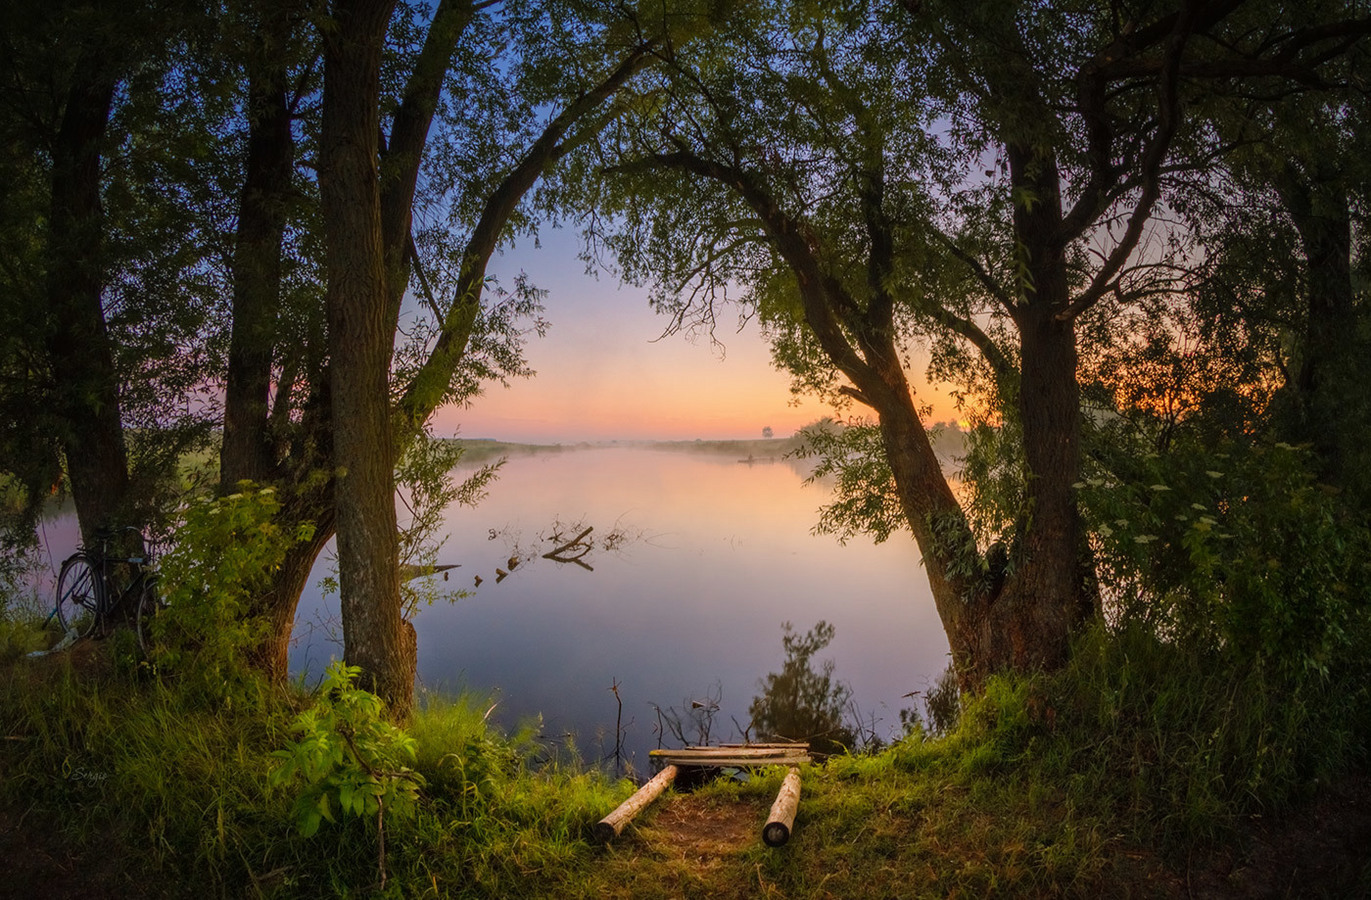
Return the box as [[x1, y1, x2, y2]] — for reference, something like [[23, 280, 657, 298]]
[[594, 765, 677, 842], [762, 766, 802, 847]]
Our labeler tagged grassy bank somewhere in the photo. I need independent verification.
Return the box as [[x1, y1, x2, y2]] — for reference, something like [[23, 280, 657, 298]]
[[1, 620, 1367, 898]]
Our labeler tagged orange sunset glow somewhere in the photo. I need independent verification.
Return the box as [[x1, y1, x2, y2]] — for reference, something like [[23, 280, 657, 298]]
[[438, 231, 959, 442]]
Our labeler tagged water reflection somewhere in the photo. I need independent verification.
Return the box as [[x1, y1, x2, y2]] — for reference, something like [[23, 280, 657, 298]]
[[748, 620, 855, 757], [290, 444, 951, 767]]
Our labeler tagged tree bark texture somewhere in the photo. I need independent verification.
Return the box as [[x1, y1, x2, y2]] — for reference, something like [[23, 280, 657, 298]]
[[969, 142, 1095, 677], [221, 36, 296, 490], [43, 45, 130, 547], [320, 0, 414, 718]]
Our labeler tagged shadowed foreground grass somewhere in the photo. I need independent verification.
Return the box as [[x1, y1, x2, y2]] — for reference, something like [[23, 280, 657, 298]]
[[0, 624, 1367, 898]]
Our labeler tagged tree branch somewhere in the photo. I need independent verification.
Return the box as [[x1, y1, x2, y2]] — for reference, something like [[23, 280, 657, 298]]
[[394, 35, 665, 446], [1058, 2, 1199, 322]]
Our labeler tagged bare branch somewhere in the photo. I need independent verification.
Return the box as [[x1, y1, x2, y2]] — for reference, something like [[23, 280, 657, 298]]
[[1058, 2, 1199, 322]]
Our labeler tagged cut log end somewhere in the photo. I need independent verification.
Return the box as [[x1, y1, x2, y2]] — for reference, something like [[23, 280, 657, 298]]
[[762, 821, 791, 847], [762, 766, 802, 849]]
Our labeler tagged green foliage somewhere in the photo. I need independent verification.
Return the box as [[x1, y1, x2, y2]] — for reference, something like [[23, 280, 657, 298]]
[[0, 651, 626, 896], [792, 419, 905, 544], [749, 620, 856, 756], [1079, 434, 1371, 683], [0, 618, 46, 664], [395, 430, 501, 614], [271, 662, 424, 839], [2, 619, 1368, 897], [149, 483, 314, 703]]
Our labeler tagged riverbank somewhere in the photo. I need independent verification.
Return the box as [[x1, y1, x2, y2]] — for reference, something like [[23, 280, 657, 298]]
[[1, 627, 1366, 898]]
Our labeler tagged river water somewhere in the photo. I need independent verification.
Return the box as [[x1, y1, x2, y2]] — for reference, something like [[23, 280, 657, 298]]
[[30, 443, 952, 770], [289, 443, 951, 769]]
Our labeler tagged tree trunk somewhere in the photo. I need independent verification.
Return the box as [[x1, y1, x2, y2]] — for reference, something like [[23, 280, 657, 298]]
[[320, 0, 413, 718], [982, 301, 1093, 671], [221, 47, 296, 491], [43, 47, 130, 547], [251, 509, 335, 680], [949, 141, 1095, 682], [874, 392, 986, 677], [1278, 167, 1364, 494]]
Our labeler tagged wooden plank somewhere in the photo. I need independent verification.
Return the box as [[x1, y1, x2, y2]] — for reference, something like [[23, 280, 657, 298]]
[[594, 765, 677, 842], [649, 746, 808, 760], [763, 766, 802, 847], [650, 754, 810, 768]]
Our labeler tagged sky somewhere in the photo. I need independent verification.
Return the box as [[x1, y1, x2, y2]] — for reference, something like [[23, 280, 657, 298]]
[[428, 228, 956, 443]]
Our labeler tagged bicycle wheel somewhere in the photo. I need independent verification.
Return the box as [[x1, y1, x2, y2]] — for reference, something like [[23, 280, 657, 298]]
[[55, 553, 103, 638], [134, 577, 164, 655]]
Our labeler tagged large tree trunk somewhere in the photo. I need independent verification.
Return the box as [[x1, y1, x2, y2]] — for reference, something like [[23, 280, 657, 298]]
[[951, 142, 1095, 681], [320, 0, 413, 718], [221, 44, 296, 491], [874, 394, 986, 678], [1277, 167, 1365, 496], [981, 302, 1093, 671], [43, 47, 130, 547]]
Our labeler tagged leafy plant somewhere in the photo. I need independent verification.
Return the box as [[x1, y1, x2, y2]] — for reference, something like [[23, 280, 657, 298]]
[[270, 661, 425, 889], [149, 483, 314, 704], [792, 419, 905, 545], [1079, 435, 1371, 682]]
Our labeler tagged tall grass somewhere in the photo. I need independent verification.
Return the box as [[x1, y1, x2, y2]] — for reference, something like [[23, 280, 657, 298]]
[[1, 614, 1366, 898], [0, 648, 632, 897]]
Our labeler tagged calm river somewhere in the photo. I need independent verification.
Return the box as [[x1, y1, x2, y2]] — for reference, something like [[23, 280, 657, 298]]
[[32, 443, 952, 769], [289, 443, 951, 768]]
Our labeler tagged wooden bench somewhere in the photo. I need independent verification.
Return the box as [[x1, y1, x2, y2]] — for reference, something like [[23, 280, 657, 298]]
[[595, 743, 809, 846]]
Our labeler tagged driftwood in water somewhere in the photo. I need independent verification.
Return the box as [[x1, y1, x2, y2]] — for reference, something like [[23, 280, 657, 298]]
[[397, 563, 458, 583], [543, 526, 594, 570], [762, 766, 803, 847], [595, 764, 678, 842]]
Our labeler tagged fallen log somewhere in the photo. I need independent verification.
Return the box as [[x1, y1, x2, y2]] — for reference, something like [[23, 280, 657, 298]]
[[762, 766, 802, 847], [594, 764, 677, 842]]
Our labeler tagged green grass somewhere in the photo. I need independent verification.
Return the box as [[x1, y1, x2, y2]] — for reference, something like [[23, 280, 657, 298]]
[[0, 620, 1366, 898]]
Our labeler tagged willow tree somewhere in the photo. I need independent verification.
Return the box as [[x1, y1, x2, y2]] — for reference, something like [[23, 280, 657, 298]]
[[217, 0, 716, 710], [598, 0, 1369, 684], [1176, 87, 1371, 507]]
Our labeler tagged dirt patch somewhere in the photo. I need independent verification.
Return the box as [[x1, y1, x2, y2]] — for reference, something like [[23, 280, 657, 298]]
[[646, 794, 765, 863], [0, 806, 128, 900]]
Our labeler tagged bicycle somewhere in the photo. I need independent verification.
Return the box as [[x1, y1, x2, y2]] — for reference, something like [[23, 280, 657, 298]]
[[52, 526, 160, 653]]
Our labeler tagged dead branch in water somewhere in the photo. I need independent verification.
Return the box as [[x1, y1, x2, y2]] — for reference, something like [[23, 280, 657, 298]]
[[543, 525, 594, 569]]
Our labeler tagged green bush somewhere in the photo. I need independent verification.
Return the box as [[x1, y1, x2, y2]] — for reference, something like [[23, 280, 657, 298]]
[[148, 483, 314, 705], [1080, 437, 1371, 683]]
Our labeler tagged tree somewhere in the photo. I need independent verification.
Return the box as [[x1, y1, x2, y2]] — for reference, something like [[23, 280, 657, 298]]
[[598, 0, 1370, 684], [1180, 87, 1371, 507], [749, 620, 855, 756], [318, 0, 412, 712], [0, 0, 225, 556], [212, 0, 713, 710]]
